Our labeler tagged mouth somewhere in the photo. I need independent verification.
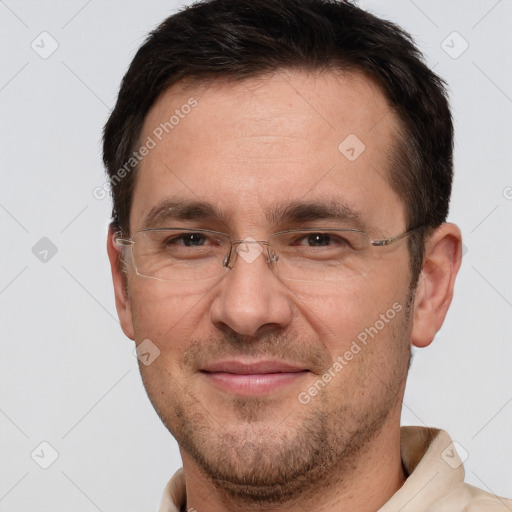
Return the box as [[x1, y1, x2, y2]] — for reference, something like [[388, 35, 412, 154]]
[[200, 360, 310, 396]]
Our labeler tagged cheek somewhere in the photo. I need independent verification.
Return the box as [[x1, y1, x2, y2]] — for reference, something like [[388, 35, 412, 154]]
[[130, 283, 211, 407], [128, 278, 216, 351], [290, 273, 407, 354], [308, 289, 410, 400]]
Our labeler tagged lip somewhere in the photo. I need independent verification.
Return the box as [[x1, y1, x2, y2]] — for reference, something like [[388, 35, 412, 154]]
[[202, 360, 307, 374], [201, 359, 309, 396]]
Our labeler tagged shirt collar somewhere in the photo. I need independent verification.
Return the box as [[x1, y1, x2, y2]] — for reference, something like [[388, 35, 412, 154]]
[[378, 426, 464, 511]]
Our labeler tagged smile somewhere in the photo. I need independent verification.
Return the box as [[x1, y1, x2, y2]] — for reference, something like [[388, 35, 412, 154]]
[[201, 360, 310, 396]]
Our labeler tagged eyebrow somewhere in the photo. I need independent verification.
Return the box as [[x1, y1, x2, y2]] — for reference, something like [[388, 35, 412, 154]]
[[141, 198, 364, 230], [142, 199, 222, 229], [266, 200, 363, 228]]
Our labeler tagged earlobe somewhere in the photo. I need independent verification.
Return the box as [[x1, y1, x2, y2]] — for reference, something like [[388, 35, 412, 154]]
[[106, 224, 135, 340], [410, 223, 462, 348]]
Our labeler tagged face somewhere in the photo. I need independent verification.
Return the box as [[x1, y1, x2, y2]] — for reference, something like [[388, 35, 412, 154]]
[[114, 70, 416, 502]]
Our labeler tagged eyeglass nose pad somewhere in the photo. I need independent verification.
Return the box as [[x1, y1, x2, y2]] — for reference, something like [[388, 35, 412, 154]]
[[267, 248, 279, 264], [222, 246, 234, 269]]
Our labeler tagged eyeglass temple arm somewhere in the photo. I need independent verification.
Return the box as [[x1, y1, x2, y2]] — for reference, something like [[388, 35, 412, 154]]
[[371, 226, 424, 247], [113, 237, 133, 247]]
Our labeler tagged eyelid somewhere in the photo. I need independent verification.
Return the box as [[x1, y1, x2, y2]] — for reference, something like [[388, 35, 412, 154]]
[[297, 231, 348, 242], [152, 229, 229, 247]]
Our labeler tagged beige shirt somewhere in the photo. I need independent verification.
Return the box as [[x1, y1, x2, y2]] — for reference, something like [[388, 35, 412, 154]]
[[158, 426, 512, 511]]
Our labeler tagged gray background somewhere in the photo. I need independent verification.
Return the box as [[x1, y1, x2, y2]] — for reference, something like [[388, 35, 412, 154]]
[[0, 0, 511, 510]]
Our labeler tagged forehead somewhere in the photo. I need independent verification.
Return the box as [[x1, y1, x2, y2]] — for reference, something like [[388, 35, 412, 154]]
[[131, 70, 406, 235]]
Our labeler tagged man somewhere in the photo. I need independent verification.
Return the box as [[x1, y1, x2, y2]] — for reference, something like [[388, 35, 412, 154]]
[[103, 0, 511, 510]]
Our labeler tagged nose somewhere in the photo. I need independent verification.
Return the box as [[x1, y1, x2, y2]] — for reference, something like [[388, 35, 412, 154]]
[[209, 241, 293, 338]]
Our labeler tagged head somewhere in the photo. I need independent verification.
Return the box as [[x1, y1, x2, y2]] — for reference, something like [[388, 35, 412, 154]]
[[104, 0, 462, 506]]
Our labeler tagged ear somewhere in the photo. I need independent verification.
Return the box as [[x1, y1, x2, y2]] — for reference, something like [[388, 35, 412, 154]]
[[410, 222, 462, 348], [107, 224, 135, 340]]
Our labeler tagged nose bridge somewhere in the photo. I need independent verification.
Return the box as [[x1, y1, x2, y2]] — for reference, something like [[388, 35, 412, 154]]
[[226, 238, 272, 270], [210, 238, 292, 337]]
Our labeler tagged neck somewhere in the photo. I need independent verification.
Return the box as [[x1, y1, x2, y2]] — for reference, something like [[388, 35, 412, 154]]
[[181, 419, 406, 512]]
